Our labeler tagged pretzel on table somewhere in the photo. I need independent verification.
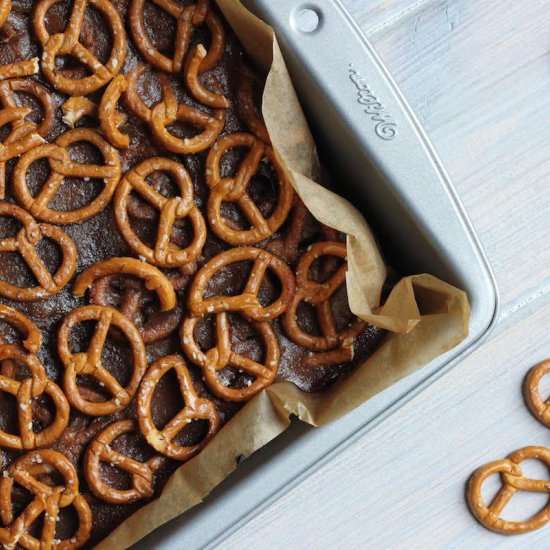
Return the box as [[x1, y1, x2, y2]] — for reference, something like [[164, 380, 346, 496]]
[[0, 303, 42, 354], [137, 355, 220, 460], [468, 445, 550, 534], [0, 450, 91, 549], [0, 202, 77, 301], [34, 0, 126, 95], [206, 132, 294, 245]]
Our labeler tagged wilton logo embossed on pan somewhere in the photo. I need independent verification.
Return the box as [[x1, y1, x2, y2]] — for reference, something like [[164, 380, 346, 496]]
[[349, 64, 397, 140]]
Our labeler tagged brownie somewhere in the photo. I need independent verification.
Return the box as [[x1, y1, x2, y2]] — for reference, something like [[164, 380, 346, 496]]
[[0, 1, 387, 547]]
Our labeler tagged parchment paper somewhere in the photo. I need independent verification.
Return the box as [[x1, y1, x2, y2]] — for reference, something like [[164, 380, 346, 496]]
[[96, 2, 470, 547]]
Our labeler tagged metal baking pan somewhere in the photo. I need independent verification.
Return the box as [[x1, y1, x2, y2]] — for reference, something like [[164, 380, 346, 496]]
[[135, 1, 499, 547]]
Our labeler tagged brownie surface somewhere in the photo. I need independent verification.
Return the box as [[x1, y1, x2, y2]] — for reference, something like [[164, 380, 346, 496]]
[[0, 1, 387, 547]]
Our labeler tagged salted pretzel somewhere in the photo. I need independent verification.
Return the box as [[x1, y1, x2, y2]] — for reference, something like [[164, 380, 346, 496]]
[[182, 311, 280, 402], [185, 44, 230, 109], [0, 79, 55, 199], [468, 446, 550, 534], [0, 304, 41, 354], [0, 202, 77, 301], [206, 133, 294, 245], [85, 420, 165, 505], [524, 359, 550, 427], [98, 75, 130, 148], [0, 58, 39, 80], [114, 157, 207, 268], [125, 64, 225, 154], [12, 127, 121, 224], [137, 355, 220, 460], [0, 345, 69, 450], [72, 257, 177, 311], [58, 305, 147, 416], [237, 62, 269, 143], [0, 450, 92, 549], [188, 247, 295, 322], [0, 0, 10, 28], [128, 0, 224, 74], [282, 241, 366, 368], [34, 0, 127, 96], [89, 273, 182, 344]]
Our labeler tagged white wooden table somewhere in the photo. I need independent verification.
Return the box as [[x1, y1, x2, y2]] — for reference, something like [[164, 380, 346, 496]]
[[223, 0, 550, 548]]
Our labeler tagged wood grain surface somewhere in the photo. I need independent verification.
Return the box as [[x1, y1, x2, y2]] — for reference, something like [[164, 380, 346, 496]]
[[223, 0, 550, 548]]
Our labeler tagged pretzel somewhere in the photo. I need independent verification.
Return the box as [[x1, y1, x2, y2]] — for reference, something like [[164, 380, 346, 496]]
[[0, 58, 39, 80], [99, 75, 130, 148], [114, 157, 207, 267], [72, 257, 177, 311], [0, 0, 10, 28], [0, 79, 55, 199], [85, 419, 165, 505], [468, 446, 550, 534], [58, 305, 147, 416], [128, 0, 225, 74], [125, 64, 225, 154], [89, 273, 182, 344], [34, 0, 127, 95], [0, 345, 69, 450], [137, 355, 220, 460], [0, 202, 77, 301], [524, 359, 550, 427], [0, 450, 91, 549], [182, 311, 279, 401], [206, 133, 294, 245], [282, 241, 365, 368], [0, 304, 41, 354], [237, 62, 269, 143], [12, 128, 121, 224], [188, 247, 295, 322], [185, 44, 230, 108]]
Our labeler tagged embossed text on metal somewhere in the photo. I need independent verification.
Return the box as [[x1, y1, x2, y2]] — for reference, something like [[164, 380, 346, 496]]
[[349, 64, 397, 140]]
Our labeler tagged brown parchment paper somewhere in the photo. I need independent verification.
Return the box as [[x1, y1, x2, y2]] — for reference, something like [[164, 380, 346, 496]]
[[95, 2, 471, 548]]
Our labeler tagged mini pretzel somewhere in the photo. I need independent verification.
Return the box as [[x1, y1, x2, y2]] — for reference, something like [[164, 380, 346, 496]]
[[34, 0, 127, 95], [0, 345, 69, 450], [89, 273, 182, 344], [72, 257, 177, 311], [237, 62, 269, 143], [188, 247, 295, 322], [99, 75, 130, 148], [524, 359, 550, 427], [185, 44, 230, 108], [468, 446, 550, 534], [206, 133, 294, 245], [0, 0, 10, 28], [282, 241, 366, 368], [137, 355, 220, 460], [85, 419, 166, 505], [0, 79, 55, 199], [114, 157, 207, 267], [0, 58, 39, 80], [58, 305, 147, 416], [0, 450, 92, 549], [125, 64, 225, 154], [12, 128, 121, 224], [0, 202, 77, 301], [0, 304, 41, 354], [182, 311, 279, 402], [128, 0, 225, 74]]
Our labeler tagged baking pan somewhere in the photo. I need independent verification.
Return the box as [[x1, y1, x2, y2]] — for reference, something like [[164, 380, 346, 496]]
[[135, 1, 499, 547]]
